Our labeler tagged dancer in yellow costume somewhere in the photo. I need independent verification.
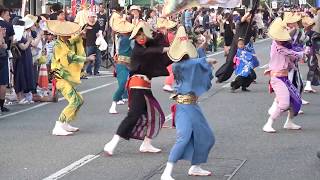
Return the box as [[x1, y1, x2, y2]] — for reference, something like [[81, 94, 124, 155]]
[[46, 20, 96, 136]]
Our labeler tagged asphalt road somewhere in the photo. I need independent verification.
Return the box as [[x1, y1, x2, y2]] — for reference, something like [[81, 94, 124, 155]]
[[1, 39, 320, 180]]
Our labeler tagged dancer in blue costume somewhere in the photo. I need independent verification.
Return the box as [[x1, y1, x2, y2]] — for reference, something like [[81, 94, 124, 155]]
[[161, 26, 215, 180]]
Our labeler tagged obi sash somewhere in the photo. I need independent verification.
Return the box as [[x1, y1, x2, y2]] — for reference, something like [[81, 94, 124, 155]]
[[126, 75, 151, 90]]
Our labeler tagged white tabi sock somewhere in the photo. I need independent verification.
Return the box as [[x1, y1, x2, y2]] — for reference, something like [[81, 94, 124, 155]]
[[161, 162, 175, 180], [284, 113, 302, 130], [263, 117, 276, 133], [109, 101, 117, 114], [139, 137, 161, 153], [104, 135, 120, 155]]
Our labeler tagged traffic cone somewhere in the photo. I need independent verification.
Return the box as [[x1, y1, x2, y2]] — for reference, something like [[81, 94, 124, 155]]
[[38, 64, 49, 96]]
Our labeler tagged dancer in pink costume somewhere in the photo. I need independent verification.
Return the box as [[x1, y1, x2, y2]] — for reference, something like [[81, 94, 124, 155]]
[[263, 18, 304, 133]]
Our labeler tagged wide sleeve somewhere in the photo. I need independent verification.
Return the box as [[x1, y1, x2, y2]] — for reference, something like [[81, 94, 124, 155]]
[[275, 42, 303, 61], [67, 35, 86, 63], [173, 57, 213, 97], [132, 43, 164, 61]]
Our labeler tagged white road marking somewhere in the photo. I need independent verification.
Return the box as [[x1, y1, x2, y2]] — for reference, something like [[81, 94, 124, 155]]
[[0, 81, 116, 119], [86, 75, 113, 79], [207, 51, 224, 57], [42, 154, 100, 180]]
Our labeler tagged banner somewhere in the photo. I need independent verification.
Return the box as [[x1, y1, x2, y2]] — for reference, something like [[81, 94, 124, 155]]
[[162, 0, 241, 16], [71, 0, 77, 16], [271, 1, 277, 9]]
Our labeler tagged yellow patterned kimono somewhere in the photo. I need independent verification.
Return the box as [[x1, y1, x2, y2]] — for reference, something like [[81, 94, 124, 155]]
[[51, 35, 86, 123]]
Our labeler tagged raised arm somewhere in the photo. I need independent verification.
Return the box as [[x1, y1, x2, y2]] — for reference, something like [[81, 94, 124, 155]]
[[275, 43, 303, 61]]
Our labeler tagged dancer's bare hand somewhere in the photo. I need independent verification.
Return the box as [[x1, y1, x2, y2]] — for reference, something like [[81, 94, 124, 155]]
[[208, 58, 217, 66]]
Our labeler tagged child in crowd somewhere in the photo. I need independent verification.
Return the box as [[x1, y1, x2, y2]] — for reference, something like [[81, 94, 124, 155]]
[[230, 38, 259, 92]]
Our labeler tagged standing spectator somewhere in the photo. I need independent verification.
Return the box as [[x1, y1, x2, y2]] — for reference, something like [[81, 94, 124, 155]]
[[84, 12, 102, 76], [254, 10, 265, 39], [194, 10, 204, 27], [49, 3, 63, 20], [209, 9, 218, 52], [14, 17, 36, 104], [0, 7, 14, 113], [233, 11, 241, 24], [263, 9, 270, 26], [97, 3, 108, 36], [203, 10, 210, 30], [146, 9, 157, 31], [180, 9, 185, 27], [65, 7, 75, 22], [223, 12, 235, 56], [129, 5, 142, 25], [184, 8, 193, 33], [56, 10, 66, 21], [74, 4, 89, 27]]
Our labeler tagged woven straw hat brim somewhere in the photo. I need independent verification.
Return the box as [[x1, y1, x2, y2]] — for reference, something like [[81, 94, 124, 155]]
[[112, 19, 134, 33], [24, 14, 38, 23], [268, 18, 291, 41], [22, 17, 35, 29], [167, 26, 198, 62], [168, 42, 198, 62], [129, 22, 153, 39], [156, 18, 177, 29], [302, 17, 315, 27], [283, 12, 301, 24], [46, 20, 81, 36]]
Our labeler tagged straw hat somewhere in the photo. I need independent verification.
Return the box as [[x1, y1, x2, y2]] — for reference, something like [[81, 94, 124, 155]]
[[112, 18, 135, 33], [23, 14, 38, 23], [22, 17, 35, 29], [46, 20, 81, 36], [167, 26, 198, 62], [302, 16, 315, 27], [129, 5, 141, 11], [268, 18, 291, 41], [283, 12, 301, 24], [156, 18, 177, 29], [129, 21, 153, 39]]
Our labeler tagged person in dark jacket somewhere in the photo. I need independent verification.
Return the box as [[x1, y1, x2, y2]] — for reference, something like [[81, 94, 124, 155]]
[[104, 22, 171, 156]]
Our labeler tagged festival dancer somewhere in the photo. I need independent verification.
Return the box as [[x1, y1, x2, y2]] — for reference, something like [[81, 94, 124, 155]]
[[103, 22, 171, 155], [303, 16, 320, 93], [283, 12, 310, 107], [48, 20, 96, 136], [262, 18, 303, 133], [230, 38, 259, 92], [161, 26, 215, 180], [108, 17, 135, 114], [154, 17, 177, 92]]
